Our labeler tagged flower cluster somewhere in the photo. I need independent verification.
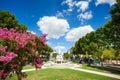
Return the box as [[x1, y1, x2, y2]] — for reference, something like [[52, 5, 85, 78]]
[[0, 28, 47, 80], [34, 55, 43, 69], [40, 34, 48, 43], [0, 46, 7, 52], [0, 52, 17, 63]]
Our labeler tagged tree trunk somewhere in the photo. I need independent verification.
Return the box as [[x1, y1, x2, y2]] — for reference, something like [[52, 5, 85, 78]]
[[101, 61, 103, 67], [116, 59, 118, 65], [100, 59, 103, 67], [87, 58, 91, 66], [88, 62, 91, 66], [16, 70, 22, 80], [17, 74, 22, 80]]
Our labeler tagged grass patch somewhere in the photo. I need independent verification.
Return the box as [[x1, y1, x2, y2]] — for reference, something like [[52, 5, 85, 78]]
[[23, 65, 35, 70], [6, 68, 119, 80], [23, 61, 49, 70], [82, 64, 120, 75], [70, 61, 79, 64]]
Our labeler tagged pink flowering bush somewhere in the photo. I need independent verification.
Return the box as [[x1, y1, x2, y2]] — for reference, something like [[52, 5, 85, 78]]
[[0, 28, 47, 80]]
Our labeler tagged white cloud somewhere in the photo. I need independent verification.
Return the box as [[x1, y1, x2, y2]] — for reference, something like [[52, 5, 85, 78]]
[[54, 46, 66, 54], [55, 46, 66, 50], [27, 30, 37, 35], [61, 0, 93, 23], [104, 15, 111, 19], [75, 1, 89, 12], [61, 0, 76, 12], [95, 0, 116, 6], [63, 10, 71, 16], [87, 0, 91, 2], [61, 0, 91, 13], [37, 16, 70, 39], [56, 11, 64, 18], [65, 25, 94, 41], [77, 11, 93, 23]]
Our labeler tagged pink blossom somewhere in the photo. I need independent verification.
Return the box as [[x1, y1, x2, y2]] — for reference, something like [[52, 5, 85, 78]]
[[9, 28, 16, 33], [0, 46, 7, 52], [23, 57, 28, 61], [0, 28, 46, 79], [15, 47, 19, 50], [35, 63, 43, 69], [0, 52, 17, 63], [0, 56, 9, 63], [3, 72, 10, 79], [29, 49, 35, 55], [6, 52, 17, 60], [40, 34, 47, 43], [0, 70, 4, 77], [34, 56, 43, 69], [2, 28, 8, 31], [11, 64, 19, 71], [29, 62, 33, 66]]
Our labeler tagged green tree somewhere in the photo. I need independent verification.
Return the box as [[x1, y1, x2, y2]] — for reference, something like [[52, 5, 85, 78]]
[[102, 48, 115, 60], [114, 49, 120, 64], [94, 27, 111, 66], [63, 52, 69, 60], [102, 48, 115, 64], [110, 0, 120, 48], [110, 0, 120, 25], [52, 53, 58, 59], [0, 10, 18, 28], [17, 24, 27, 31], [110, 0, 120, 60], [0, 10, 28, 31], [39, 45, 53, 61]]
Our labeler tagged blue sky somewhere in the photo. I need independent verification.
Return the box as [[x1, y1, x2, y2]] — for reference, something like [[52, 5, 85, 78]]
[[0, 0, 116, 54]]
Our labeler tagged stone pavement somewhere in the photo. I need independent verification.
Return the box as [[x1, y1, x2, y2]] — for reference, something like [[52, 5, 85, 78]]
[[22, 62, 120, 79], [103, 65, 120, 71], [43, 62, 80, 68]]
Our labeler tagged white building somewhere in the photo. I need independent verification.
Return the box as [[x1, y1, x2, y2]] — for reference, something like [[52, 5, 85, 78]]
[[55, 54, 64, 63]]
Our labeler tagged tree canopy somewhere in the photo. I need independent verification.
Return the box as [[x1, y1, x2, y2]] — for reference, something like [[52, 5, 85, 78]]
[[63, 52, 69, 60], [0, 10, 27, 31], [0, 10, 18, 28], [72, 1, 120, 61]]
